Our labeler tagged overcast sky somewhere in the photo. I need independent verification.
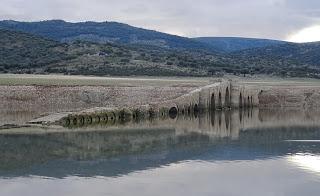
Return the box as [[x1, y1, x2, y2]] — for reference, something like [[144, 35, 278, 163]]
[[1, 0, 320, 41]]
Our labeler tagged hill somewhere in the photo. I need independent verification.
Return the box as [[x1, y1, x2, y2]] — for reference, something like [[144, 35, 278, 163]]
[[0, 29, 227, 76], [0, 20, 216, 52], [1, 26, 320, 78], [228, 42, 320, 77], [0, 20, 294, 54], [193, 37, 286, 52], [0, 29, 70, 71]]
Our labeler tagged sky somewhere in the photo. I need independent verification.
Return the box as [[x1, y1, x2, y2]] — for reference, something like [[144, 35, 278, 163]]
[[1, 0, 320, 42]]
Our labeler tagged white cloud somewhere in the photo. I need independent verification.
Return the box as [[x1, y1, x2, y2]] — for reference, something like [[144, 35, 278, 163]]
[[287, 25, 320, 42]]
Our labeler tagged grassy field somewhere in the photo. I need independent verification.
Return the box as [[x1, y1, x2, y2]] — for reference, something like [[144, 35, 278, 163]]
[[0, 74, 212, 87]]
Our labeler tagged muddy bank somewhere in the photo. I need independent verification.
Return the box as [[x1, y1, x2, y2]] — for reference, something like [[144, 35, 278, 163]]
[[257, 86, 320, 108]]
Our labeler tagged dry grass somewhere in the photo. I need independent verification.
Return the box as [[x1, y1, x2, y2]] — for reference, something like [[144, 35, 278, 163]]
[[0, 74, 211, 87]]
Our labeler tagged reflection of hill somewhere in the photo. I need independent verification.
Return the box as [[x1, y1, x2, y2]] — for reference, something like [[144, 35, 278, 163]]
[[1, 109, 320, 178], [0, 129, 175, 169], [240, 126, 320, 144]]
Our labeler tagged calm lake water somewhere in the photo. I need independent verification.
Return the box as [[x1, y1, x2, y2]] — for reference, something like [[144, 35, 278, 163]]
[[0, 109, 320, 196]]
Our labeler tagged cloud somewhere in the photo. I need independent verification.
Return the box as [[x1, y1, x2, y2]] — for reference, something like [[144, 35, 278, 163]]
[[0, 0, 320, 40], [287, 25, 320, 42]]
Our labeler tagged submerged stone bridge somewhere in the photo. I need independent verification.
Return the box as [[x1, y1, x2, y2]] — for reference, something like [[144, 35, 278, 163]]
[[29, 79, 261, 127], [157, 79, 259, 116]]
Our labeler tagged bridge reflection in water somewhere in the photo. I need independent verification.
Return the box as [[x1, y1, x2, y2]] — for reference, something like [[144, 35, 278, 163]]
[[1, 108, 320, 178]]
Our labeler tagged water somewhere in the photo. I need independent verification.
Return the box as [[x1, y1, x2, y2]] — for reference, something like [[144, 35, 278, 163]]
[[1, 109, 320, 196]]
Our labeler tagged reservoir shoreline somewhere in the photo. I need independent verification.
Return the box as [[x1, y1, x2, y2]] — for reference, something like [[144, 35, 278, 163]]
[[1, 74, 320, 127]]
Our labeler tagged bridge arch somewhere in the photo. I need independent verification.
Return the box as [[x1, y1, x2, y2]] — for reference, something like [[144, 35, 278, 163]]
[[218, 111, 222, 127], [225, 87, 230, 108], [211, 111, 215, 126], [194, 103, 199, 114], [187, 105, 191, 114], [169, 106, 178, 119], [225, 111, 230, 130], [181, 107, 185, 115], [243, 94, 247, 108], [211, 93, 215, 111], [239, 92, 243, 108], [217, 91, 222, 110]]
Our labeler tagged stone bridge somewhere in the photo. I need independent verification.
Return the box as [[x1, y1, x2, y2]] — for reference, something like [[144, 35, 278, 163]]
[[29, 79, 261, 127], [153, 79, 260, 118]]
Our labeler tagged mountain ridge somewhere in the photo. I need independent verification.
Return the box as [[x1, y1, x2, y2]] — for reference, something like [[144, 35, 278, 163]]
[[1, 20, 320, 78], [0, 20, 292, 53], [0, 20, 218, 52], [193, 37, 287, 52]]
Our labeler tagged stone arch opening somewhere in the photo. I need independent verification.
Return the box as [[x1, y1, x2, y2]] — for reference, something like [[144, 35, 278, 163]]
[[194, 104, 199, 114], [218, 91, 222, 110], [211, 93, 215, 111], [187, 105, 191, 114], [169, 107, 178, 119], [225, 87, 230, 108], [239, 93, 243, 108], [247, 96, 250, 108], [149, 108, 156, 118], [93, 115, 100, 123], [78, 116, 85, 125], [72, 117, 77, 125], [85, 116, 93, 124], [109, 112, 116, 121], [250, 96, 253, 106], [63, 118, 71, 127], [211, 112, 215, 126], [100, 115, 108, 123], [225, 111, 230, 130]]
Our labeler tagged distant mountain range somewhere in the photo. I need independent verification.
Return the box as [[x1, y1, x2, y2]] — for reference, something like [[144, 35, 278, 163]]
[[0, 20, 217, 52], [232, 41, 320, 67], [193, 37, 287, 52], [0, 20, 285, 53], [0, 28, 222, 76], [0, 20, 320, 78]]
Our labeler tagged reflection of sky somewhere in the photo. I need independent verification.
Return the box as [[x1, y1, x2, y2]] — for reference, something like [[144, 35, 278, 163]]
[[0, 159, 320, 196], [287, 153, 320, 174]]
